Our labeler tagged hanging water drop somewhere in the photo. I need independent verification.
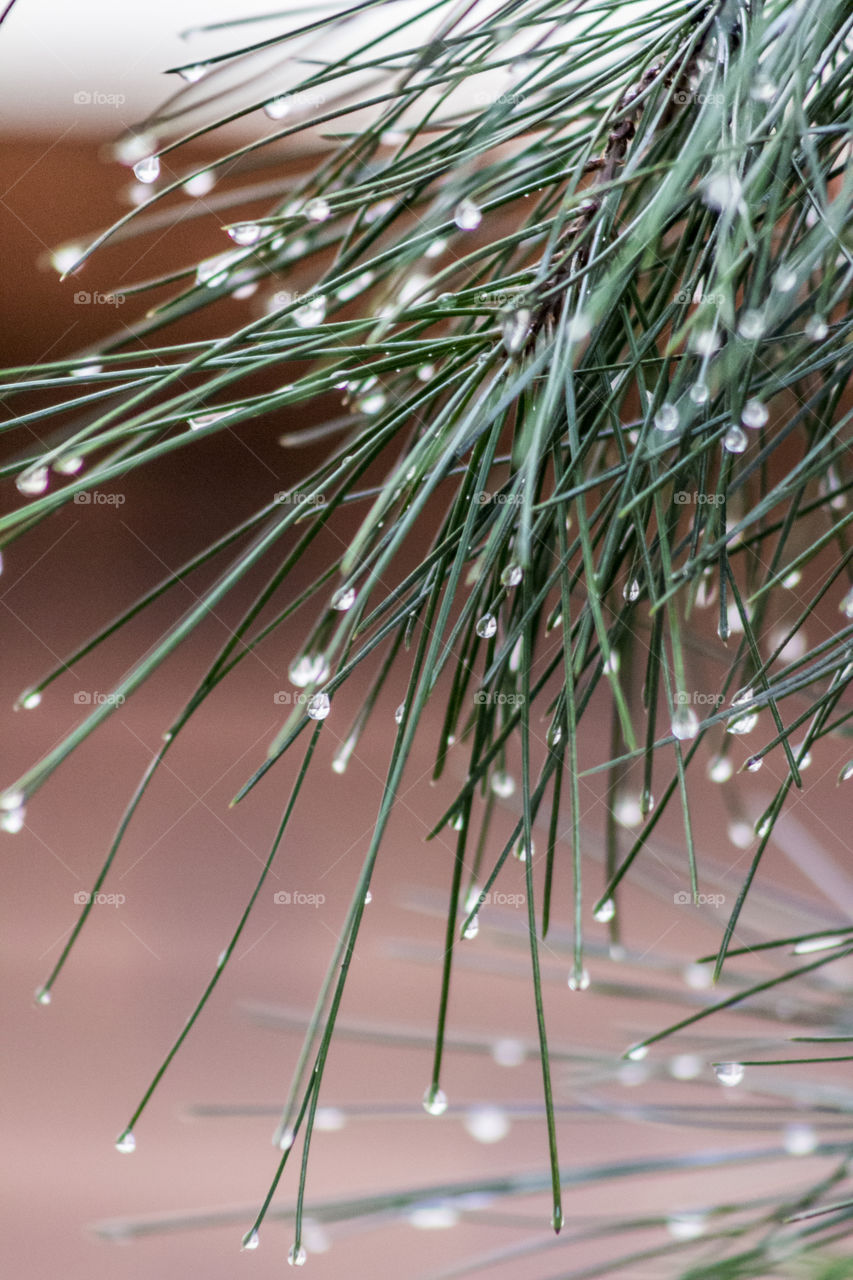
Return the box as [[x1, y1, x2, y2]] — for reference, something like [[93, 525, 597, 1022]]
[[364, 890, 372, 905], [714, 1062, 745, 1087], [187, 409, 234, 430], [723, 424, 748, 454], [357, 390, 386, 415], [623, 579, 640, 602], [54, 455, 84, 475], [654, 402, 679, 433], [728, 820, 753, 848], [613, 795, 643, 828], [16, 467, 49, 496], [671, 703, 699, 741], [20, 691, 42, 710], [689, 381, 710, 405], [491, 1038, 525, 1067], [547, 722, 562, 748], [513, 836, 533, 862], [626, 1044, 648, 1061], [745, 755, 763, 773], [567, 966, 590, 992], [594, 898, 615, 923], [227, 222, 262, 246], [741, 398, 768, 429], [641, 788, 655, 816], [454, 198, 482, 231], [133, 155, 160, 184], [727, 689, 758, 735], [265, 96, 291, 120], [463, 1105, 509, 1143], [287, 1244, 307, 1267], [702, 170, 742, 212], [305, 198, 330, 223], [423, 1085, 448, 1116], [289, 654, 329, 687], [708, 755, 733, 783], [783, 1123, 817, 1156], [307, 692, 330, 721], [34, 986, 51, 1006], [394, 703, 405, 725], [293, 295, 326, 327], [277, 1127, 295, 1151], [1, 806, 25, 834], [476, 613, 497, 639], [667, 1211, 707, 1241], [417, 363, 435, 382], [737, 309, 765, 340], [500, 306, 531, 355], [839, 760, 853, 783], [332, 586, 356, 612], [500, 564, 522, 588], [462, 915, 479, 940], [839, 586, 853, 619], [490, 771, 515, 798], [115, 1130, 136, 1154], [51, 243, 83, 274], [773, 264, 797, 292], [332, 736, 356, 775], [805, 315, 828, 342], [178, 63, 207, 83], [242, 1230, 260, 1251], [183, 170, 215, 197]]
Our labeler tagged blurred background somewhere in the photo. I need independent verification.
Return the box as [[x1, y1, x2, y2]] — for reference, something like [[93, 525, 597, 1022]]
[[3, 4, 853, 1278]]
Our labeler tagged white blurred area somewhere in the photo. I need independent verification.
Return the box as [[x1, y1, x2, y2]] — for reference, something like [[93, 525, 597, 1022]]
[[0, 0, 653, 141]]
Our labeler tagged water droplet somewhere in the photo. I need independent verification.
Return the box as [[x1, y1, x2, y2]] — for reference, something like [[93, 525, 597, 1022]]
[[671, 704, 699, 740], [500, 306, 531, 355], [737, 309, 765, 340], [305, 198, 330, 223], [32, 984, 51, 1007], [332, 586, 356, 612], [449, 812, 464, 832], [568, 966, 590, 991], [287, 1243, 307, 1267], [727, 689, 758, 735], [805, 314, 828, 342], [594, 898, 615, 923], [641, 788, 655, 816], [454, 198, 482, 231], [289, 654, 329, 687], [227, 222, 262, 247], [491, 1037, 525, 1067], [603, 651, 620, 675], [357, 390, 386, 415], [613, 795, 643, 828], [490, 771, 515, 798], [683, 961, 713, 989], [293, 295, 326, 327], [783, 1122, 817, 1156], [668, 1053, 702, 1080], [782, 568, 802, 589], [728, 820, 754, 848], [51, 243, 84, 274], [182, 170, 215, 197], [714, 1062, 744, 1087], [242, 1230, 260, 1251], [277, 1127, 295, 1151], [423, 1085, 448, 1116], [793, 935, 845, 955], [723, 424, 748, 454], [397, 273, 431, 306], [336, 270, 374, 302], [508, 637, 523, 672], [187, 409, 235, 430], [425, 238, 446, 258], [689, 381, 710, 405], [750, 73, 776, 102], [20, 691, 42, 710], [547, 722, 562, 747], [513, 836, 533, 862], [745, 755, 763, 772], [408, 1204, 459, 1230], [623, 578, 640, 601], [773, 265, 797, 292], [464, 1105, 509, 1143], [1, 789, 25, 812], [742, 399, 768, 429], [840, 587, 853, 619], [307, 692, 330, 720], [476, 613, 497, 639], [500, 564, 522, 588], [133, 155, 160, 184], [16, 467, 49, 496], [314, 1106, 346, 1132], [755, 816, 772, 840], [708, 755, 733, 783], [667, 1211, 707, 1241], [654, 402, 679, 433], [839, 760, 853, 783], [551, 1205, 565, 1231], [793, 743, 812, 769], [115, 1130, 136, 1153], [54, 454, 85, 475], [462, 916, 479, 940], [394, 702, 405, 725], [417, 363, 435, 382], [1, 806, 25, 834], [702, 170, 742, 211], [178, 63, 208, 83], [265, 96, 291, 120], [691, 328, 719, 356], [626, 1044, 648, 1061]]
